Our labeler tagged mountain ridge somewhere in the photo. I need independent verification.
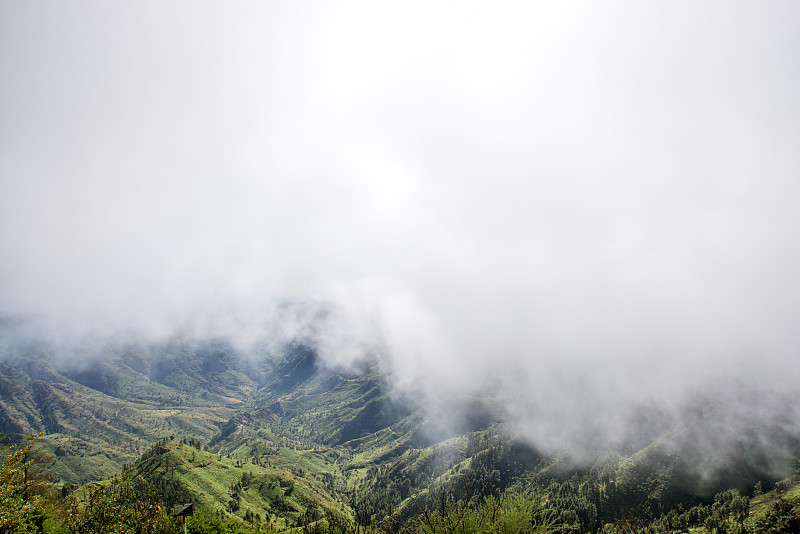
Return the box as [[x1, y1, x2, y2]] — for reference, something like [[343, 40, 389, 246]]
[[2, 328, 800, 531]]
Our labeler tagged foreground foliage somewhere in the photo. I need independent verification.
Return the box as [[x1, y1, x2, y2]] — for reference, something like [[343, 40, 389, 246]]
[[63, 475, 177, 534], [410, 492, 568, 534], [0, 433, 53, 533], [3, 431, 800, 533], [0, 434, 572, 534]]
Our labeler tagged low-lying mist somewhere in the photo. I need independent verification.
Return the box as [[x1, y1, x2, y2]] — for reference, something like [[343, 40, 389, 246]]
[[2, 0, 800, 486], [3, 285, 799, 488]]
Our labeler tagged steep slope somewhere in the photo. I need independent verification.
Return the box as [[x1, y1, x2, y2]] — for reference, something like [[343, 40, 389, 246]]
[[3, 325, 800, 531], [0, 334, 274, 483], [127, 438, 350, 530]]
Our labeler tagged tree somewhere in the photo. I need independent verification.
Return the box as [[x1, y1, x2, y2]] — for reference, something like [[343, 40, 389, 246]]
[[752, 496, 800, 534], [63, 475, 179, 534], [0, 433, 53, 533], [18, 435, 55, 503], [702, 490, 750, 534], [412, 489, 569, 534]]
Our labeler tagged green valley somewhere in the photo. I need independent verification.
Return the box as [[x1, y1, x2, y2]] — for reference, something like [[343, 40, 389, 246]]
[[2, 334, 800, 533]]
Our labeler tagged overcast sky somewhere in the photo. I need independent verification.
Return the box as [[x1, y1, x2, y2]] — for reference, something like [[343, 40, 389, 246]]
[[2, 2, 800, 442]]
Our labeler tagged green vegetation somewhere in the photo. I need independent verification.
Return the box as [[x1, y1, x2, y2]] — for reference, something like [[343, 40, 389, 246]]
[[3, 338, 800, 532], [0, 433, 58, 533], [410, 491, 568, 534], [4, 433, 800, 533]]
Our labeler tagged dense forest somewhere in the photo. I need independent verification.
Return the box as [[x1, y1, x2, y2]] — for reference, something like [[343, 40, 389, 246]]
[[3, 432, 800, 533], [2, 337, 800, 533]]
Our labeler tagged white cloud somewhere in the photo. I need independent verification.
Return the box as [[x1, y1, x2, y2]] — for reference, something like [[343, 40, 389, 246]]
[[2, 1, 800, 451]]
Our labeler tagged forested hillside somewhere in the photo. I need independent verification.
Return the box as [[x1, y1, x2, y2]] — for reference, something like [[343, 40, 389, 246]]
[[2, 334, 800, 532]]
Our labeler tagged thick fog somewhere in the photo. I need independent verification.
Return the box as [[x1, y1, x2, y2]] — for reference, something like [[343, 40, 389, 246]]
[[2, 2, 800, 458]]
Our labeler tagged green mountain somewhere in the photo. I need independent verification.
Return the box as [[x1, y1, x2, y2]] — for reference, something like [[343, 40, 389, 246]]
[[2, 326, 800, 532]]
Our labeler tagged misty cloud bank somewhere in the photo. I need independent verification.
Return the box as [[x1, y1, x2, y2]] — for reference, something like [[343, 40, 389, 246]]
[[2, 1, 800, 466]]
